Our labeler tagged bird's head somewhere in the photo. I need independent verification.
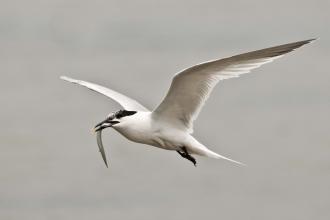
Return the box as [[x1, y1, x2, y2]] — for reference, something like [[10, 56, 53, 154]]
[[94, 110, 137, 132]]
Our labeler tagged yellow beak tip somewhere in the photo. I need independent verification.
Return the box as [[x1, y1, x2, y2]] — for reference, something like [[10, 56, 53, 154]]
[[91, 128, 96, 134]]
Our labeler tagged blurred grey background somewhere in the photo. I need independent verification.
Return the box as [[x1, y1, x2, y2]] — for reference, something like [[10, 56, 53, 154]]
[[0, 0, 329, 219]]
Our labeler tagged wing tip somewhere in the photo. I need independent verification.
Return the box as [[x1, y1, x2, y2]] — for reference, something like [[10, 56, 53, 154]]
[[60, 75, 74, 82], [295, 38, 318, 47], [265, 38, 317, 58], [60, 75, 68, 80], [298, 38, 318, 46], [60, 76, 82, 85], [306, 37, 318, 43]]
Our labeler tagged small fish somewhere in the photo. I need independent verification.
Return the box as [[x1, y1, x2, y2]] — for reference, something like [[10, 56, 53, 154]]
[[96, 130, 108, 168]]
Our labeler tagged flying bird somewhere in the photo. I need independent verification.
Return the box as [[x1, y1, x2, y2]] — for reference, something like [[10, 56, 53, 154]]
[[61, 39, 315, 167]]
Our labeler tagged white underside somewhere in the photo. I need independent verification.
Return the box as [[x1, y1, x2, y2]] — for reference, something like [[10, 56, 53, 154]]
[[113, 111, 244, 165]]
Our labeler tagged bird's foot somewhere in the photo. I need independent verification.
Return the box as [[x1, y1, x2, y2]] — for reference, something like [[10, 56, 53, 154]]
[[177, 147, 197, 167]]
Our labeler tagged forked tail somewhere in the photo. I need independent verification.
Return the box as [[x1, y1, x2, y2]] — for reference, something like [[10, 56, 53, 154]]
[[200, 147, 246, 166], [188, 137, 246, 166]]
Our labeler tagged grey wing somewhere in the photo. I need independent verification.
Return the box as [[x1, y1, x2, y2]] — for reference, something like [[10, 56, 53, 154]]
[[60, 76, 149, 111], [152, 39, 316, 133]]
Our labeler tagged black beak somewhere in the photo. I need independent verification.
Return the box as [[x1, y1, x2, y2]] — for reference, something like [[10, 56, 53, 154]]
[[94, 118, 119, 132]]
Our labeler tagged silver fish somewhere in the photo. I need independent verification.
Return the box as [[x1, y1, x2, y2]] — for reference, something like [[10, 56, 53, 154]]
[[96, 130, 108, 167]]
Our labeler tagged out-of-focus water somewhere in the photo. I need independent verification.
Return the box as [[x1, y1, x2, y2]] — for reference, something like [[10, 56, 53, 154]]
[[0, 1, 329, 219]]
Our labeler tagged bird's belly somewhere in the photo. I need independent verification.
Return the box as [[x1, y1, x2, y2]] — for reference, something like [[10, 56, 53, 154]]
[[114, 126, 157, 146], [114, 127, 184, 150]]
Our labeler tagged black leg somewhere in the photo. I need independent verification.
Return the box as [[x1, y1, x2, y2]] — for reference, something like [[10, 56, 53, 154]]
[[176, 147, 197, 167], [177, 150, 185, 157]]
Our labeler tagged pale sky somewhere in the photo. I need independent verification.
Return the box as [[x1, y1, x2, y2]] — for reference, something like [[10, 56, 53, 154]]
[[0, 0, 329, 219]]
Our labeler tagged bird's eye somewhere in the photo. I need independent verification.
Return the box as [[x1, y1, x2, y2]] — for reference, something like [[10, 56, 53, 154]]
[[107, 112, 116, 120], [115, 110, 124, 118]]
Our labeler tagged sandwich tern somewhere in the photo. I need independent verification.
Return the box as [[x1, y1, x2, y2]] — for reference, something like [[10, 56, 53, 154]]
[[61, 39, 315, 167]]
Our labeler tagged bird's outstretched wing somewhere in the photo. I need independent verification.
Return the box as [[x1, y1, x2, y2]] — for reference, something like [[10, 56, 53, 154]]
[[152, 39, 316, 133], [60, 76, 149, 111]]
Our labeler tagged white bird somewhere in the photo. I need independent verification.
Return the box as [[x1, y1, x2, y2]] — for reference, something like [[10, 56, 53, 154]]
[[61, 39, 315, 167]]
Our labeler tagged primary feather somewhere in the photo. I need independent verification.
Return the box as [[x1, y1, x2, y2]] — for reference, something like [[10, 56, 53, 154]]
[[152, 39, 316, 133], [60, 76, 149, 111]]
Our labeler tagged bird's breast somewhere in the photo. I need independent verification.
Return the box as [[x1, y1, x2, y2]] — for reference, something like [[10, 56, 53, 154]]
[[113, 112, 156, 145], [115, 125, 155, 145], [113, 112, 188, 150]]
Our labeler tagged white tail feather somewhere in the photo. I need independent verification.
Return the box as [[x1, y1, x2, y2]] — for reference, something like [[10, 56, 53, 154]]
[[205, 149, 246, 166], [189, 137, 246, 166]]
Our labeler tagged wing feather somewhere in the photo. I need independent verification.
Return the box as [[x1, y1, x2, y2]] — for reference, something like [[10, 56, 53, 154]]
[[60, 76, 149, 111], [153, 39, 315, 133]]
